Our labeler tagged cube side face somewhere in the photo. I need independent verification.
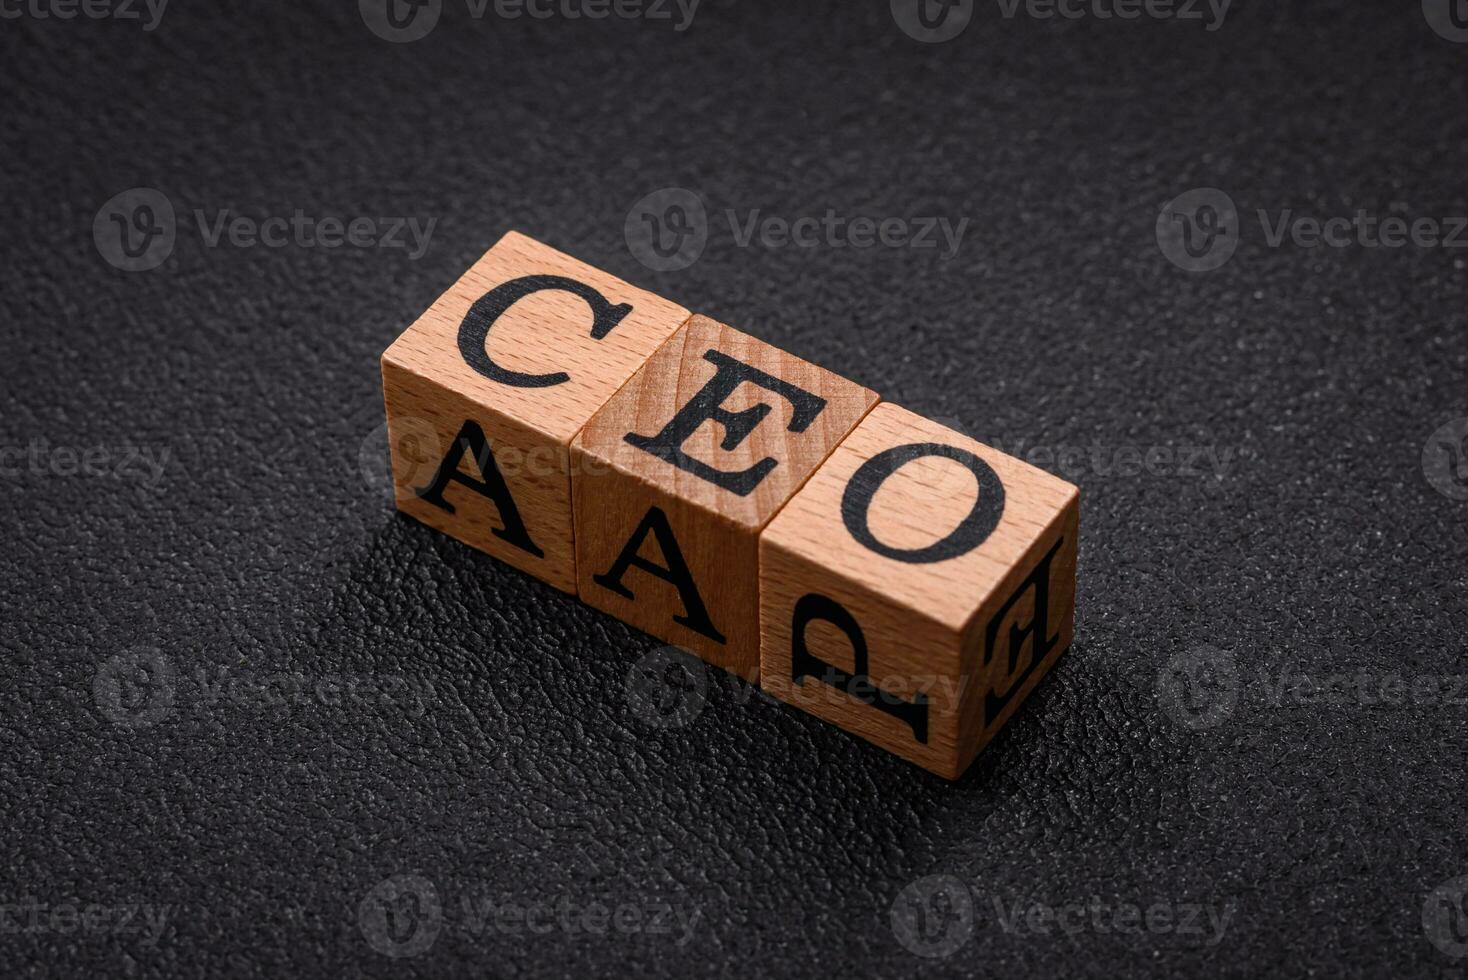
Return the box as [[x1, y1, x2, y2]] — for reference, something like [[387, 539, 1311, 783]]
[[758, 403, 1080, 779], [377, 231, 691, 593], [571, 315, 879, 679], [952, 496, 1078, 776], [382, 358, 577, 592]]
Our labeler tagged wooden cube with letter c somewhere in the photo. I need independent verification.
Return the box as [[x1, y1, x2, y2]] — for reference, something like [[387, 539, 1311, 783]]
[[759, 403, 1079, 779], [380, 231, 691, 593], [570, 315, 879, 681]]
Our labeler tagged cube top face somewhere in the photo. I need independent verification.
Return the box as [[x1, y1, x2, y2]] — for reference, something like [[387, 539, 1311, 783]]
[[761, 403, 1078, 634], [572, 315, 880, 530], [381, 231, 691, 447]]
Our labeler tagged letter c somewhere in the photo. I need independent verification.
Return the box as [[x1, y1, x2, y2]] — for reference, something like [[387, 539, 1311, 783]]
[[458, 274, 632, 387]]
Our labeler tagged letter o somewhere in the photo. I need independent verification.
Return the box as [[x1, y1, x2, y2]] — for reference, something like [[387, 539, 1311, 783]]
[[840, 442, 1005, 564]]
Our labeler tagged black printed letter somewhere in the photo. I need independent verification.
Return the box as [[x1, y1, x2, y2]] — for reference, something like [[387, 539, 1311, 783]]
[[842, 443, 1005, 563], [982, 537, 1064, 726], [593, 506, 725, 643], [790, 593, 928, 743], [415, 420, 543, 558], [458, 275, 632, 387], [623, 350, 827, 496]]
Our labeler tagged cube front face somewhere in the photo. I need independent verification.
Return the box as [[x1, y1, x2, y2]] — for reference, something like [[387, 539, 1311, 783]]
[[759, 404, 1080, 779], [571, 316, 879, 679], [382, 362, 579, 590], [380, 231, 690, 592]]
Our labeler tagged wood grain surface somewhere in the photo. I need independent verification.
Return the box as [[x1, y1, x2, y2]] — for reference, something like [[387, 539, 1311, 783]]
[[381, 231, 690, 592], [572, 315, 879, 678], [759, 403, 1080, 778]]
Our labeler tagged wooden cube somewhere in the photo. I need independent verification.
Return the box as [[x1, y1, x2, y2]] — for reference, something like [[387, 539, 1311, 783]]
[[571, 316, 879, 680], [759, 403, 1079, 779], [380, 231, 690, 593]]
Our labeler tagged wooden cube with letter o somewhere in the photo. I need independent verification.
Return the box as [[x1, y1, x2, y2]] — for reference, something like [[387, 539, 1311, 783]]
[[758, 403, 1079, 779]]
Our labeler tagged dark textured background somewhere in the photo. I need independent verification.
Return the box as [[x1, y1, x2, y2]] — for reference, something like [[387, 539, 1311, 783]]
[[3, 0, 1466, 976]]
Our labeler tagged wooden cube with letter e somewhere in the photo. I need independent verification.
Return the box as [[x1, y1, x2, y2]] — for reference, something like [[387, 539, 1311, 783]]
[[759, 403, 1079, 779], [571, 315, 879, 681], [380, 231, 691, 593]]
